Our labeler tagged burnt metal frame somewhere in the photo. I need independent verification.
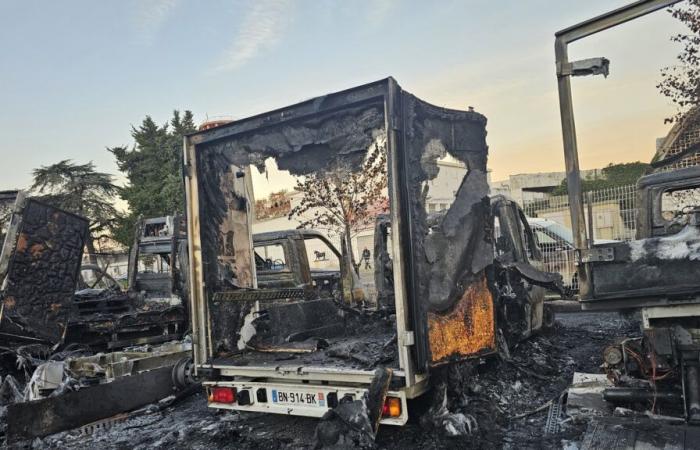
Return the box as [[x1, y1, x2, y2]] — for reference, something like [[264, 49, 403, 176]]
[[555, 0, 682, 298], [183, 78, 420, 386]]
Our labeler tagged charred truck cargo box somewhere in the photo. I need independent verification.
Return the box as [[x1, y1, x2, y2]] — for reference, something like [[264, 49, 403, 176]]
[[183, 78, 560, 427], [0, 195, 89, 344]]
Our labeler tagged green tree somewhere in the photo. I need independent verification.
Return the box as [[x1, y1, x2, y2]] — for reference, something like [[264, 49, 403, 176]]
[[30, 160, 121, 261], [110, 110, 196, 245], [658, 0, 700, 123], [552, 162, 650, 195]]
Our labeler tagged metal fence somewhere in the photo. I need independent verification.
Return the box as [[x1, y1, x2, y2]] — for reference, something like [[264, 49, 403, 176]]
[[522, 184, 637, 292]]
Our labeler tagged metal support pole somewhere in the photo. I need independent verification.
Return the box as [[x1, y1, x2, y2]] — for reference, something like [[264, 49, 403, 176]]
[[586, 191, 595, 247], [554, 0, 682, 299], [556, 38, 591, 297]]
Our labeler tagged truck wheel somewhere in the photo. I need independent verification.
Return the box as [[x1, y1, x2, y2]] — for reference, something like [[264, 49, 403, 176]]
[[172, 357, 197, 390]]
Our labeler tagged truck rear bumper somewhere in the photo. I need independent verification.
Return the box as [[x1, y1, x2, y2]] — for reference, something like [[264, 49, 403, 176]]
[[203, 380, 409, 426]]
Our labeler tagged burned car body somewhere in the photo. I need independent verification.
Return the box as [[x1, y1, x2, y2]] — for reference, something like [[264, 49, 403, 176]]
[[253, 229, 341, 297], [578, 166, 700, 310]]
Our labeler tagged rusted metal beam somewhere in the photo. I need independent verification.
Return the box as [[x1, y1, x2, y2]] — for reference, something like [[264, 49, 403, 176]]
[[6, 366, 179, 443]]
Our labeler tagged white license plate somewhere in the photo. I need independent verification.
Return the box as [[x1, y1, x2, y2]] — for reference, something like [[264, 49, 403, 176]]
[[271, 389, 326, 407]]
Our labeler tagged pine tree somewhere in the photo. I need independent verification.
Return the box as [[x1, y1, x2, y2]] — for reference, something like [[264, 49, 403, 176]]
[[30, 160, 120, 261], [110, 110, 196, 245]]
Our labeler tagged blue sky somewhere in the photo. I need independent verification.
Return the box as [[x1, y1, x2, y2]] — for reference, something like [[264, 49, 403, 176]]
[[0, 0, 687, 195]]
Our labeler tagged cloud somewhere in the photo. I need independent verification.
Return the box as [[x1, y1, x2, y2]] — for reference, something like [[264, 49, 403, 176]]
[[213, 0, 293, 73], [134, 0, 179, 44]]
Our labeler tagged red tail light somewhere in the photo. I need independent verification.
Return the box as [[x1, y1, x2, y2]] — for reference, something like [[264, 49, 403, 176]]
[[210, 387, 236, 404], [382, 397, 401, 417]]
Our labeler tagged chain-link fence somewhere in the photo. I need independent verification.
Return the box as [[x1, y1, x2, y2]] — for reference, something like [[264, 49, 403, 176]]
[[522, 184, 637, 292]]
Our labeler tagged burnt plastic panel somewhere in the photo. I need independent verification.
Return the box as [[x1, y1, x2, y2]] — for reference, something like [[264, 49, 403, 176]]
[[398, 93, 496, 367], [0, 199, 89, 342]]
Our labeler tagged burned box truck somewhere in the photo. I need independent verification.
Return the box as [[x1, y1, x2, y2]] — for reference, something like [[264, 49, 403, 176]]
[[183, 78, 559, 427]]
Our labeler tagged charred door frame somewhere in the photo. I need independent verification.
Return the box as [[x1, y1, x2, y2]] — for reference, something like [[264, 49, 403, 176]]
[[183, 78, 419, 385]]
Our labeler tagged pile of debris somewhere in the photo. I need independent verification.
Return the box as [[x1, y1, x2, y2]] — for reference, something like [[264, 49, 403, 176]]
[[0, 197, 194, 444], [380, 312, 639, 449], [13, 312, 637, 449]]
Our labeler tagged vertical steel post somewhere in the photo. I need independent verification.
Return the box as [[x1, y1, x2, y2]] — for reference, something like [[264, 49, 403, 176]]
[[554, 0, 681, 299], [556, 38, 591, 297]]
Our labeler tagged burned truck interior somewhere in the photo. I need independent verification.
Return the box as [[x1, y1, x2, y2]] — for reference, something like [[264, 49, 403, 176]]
[[183, 77, 562, 425], [128, 215, 189, 305]]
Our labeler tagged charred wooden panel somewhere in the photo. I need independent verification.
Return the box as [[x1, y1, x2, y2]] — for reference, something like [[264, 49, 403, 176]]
[[1, 200, 88, 342]]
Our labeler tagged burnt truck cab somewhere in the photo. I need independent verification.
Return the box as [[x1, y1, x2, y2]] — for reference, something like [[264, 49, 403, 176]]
[[573, 166, 700, 422], [183, 78, 562, 429], [253, 229, 341, 298], [579, 166, 700, 310], [128, 215, 189, 304]]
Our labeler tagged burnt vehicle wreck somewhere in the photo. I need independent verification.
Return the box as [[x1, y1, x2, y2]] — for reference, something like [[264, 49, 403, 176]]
[[183, 77, 562, 438], [0, 198, 188, 353], [0, 201, 195, 442], [128, 215, 189, 305], [552, 0, 700, 431]]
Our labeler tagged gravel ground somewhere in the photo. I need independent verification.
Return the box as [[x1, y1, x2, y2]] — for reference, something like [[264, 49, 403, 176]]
[[16, 311, 637, 450]]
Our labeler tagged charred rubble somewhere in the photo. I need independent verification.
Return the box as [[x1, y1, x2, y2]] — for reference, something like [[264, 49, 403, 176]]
[[17, 312, 635, 449]]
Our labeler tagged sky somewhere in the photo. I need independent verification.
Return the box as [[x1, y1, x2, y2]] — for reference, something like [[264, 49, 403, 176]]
[[0, 0, 689, 199]]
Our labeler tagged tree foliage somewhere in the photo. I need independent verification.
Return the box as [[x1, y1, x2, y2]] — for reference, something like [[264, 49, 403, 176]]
[[658, 0, 700, 123], [30, 160, 121, 256], [289, 136, 388, 265], [551, 162, 650, 195], [109, 110, 196, 245]]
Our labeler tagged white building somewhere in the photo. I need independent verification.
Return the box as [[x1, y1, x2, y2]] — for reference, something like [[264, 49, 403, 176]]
[[490, 169, 603, 205]]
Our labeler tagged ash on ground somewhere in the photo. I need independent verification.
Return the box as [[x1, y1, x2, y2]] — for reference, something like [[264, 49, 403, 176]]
[[25, 312, 635, 450]]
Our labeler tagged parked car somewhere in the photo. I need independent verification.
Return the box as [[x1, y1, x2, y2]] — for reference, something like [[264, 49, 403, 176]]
[[527, 217, 617, 291]]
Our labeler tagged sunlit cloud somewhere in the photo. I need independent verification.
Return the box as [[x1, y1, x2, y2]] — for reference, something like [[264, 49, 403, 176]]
[[212, 0, 293, 73]]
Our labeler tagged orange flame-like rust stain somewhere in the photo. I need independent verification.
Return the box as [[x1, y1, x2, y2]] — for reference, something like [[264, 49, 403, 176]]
[[428, 275, 496, 364], [30, 243, 45, 258], [16, 234, 28, 252], [3, 297, 16, 309]]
